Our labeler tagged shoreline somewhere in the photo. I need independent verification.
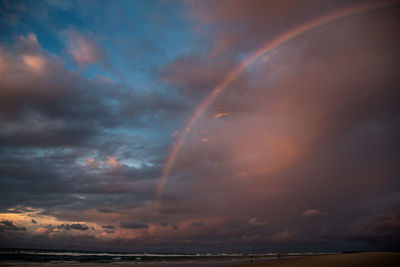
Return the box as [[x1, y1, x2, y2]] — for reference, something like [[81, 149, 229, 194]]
[[220, 252, 400, 267], [0, 252, 399, 267]]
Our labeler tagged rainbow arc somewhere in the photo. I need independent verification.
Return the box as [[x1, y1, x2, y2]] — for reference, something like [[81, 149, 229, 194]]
[[154, 1, 397, 204]]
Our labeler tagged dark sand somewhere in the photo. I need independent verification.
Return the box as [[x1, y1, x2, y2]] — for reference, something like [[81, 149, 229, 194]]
[[221, 252, 400, 267]]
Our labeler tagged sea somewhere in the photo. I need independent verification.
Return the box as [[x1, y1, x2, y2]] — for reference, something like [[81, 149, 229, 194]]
[[0, 248, 291, 266]]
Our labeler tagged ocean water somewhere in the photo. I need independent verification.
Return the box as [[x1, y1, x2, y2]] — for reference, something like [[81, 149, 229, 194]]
[[0, 248, 282, 266]]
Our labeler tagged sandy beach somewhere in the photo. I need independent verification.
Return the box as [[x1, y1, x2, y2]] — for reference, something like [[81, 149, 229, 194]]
[[222, 252, 400, 267]]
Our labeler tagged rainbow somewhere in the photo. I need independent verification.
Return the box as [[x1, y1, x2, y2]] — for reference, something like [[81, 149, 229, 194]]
[[154, 0, 397, 202]]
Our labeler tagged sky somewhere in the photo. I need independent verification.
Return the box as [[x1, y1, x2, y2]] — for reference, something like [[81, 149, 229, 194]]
[[0, 0, 399, 253]]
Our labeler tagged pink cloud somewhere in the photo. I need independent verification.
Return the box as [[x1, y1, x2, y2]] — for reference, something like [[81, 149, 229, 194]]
[[185, 0, 355, 57], [66, 30, 102, 67], [22, 55, 46, 72], [154, 3, 399, 249]]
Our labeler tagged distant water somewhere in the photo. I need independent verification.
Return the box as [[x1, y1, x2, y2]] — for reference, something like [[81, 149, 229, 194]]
[[0, 248, 286, 266]]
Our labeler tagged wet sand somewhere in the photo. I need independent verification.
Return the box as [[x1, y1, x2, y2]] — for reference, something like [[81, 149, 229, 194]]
[[221, 252, 400, 267]]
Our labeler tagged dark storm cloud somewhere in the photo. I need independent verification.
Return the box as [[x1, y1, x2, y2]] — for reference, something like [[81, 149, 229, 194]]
[[0, 152, 158, 217], [318, 213, 400, 250], [0, 220, 26, 232], [0, 31, 182, 226], [346, 213, 400, 245], [0, 0, 195, 251], [102, 225, 116, 229], [120, 221, 149, 229], [70, 223, 89, 231], [1, 205, 37, 214], [57, 223, 89, 231], [159, 222, 179, 230], [40, 223, 89, 231], [0, 124, 96, 148], [0, 32, 186, 145], [0, 38, 106, 126]]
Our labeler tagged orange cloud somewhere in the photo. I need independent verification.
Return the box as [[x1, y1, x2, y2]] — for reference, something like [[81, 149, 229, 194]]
[[106, 156, 120, 168], [85, 157, 99, 169]]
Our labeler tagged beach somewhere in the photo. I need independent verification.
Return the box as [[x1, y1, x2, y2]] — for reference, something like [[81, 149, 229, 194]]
[[1, 251, 399, 267], [0, 249, 279, 267], [221, 252, 400, 267]]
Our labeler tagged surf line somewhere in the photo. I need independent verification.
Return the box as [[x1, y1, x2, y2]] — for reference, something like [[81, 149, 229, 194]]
[[154, 0, 397, 203]]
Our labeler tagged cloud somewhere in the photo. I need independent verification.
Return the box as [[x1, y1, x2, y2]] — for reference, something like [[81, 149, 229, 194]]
[[271, 229, 298, 242], [0, 220, 26, 232], [159, 54, 233, 97], [120, 221, 148, 229], [22, 55, 46, 72], [70, 223, 89, 231], [85, 158, 100, 169], [192, 221, 204, 227], [0, 33, 104, 127], [302, 209, 321, 218], [159, 221, 179, 230], [65, 30, 102, 67], [0, 34, 176, 248], [97, 208, 113, 213], [185, 0, 356, 57], [106, 156, 120, 168], [214, 112, 231, 119], [248, 217, 269, 226], [57, 223, 89, 231], [4, 206, 37, 214], [0, 1, 399, 252], [346, 213, 400, 246], [154, 0, 400, 251], [14, 33, 41, 54], [102, 225, 116, 230]]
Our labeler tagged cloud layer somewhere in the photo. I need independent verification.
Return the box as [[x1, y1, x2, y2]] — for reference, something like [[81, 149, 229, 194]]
[[0, 0, 399, 252]]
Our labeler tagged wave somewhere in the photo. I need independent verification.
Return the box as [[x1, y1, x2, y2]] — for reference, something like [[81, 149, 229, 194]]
[[0, 248, 338, 264]]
